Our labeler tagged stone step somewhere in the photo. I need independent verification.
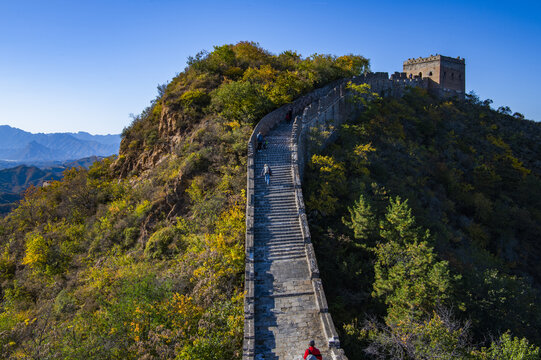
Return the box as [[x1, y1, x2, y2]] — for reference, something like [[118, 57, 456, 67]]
[[254, 226, 302, 231], [254, 205, 297, 209], [254, 219, 301, 224], [256, 237, 304, 242], [255, 205, 297, 209], [256, 204, 297, 209], [254, 223, 300, 229], [255, 195, 297, 199], [264, 251, 305, 259], [254, 225, 302, 230], [255, 228, 303, 233], [255, 233, 303, 239], [255, 238, 304, 244], [251, 121, 332, 360], [255, 234, 303, 239], [255, 211, 297, 215], [255, 205, 297, 210], [254, 217, 298, 222], [254, 222, 301, 227], [256, 197, 297, 202], [255, 211, 297, 216], [255, 172, 291, 175], [256, 207, 297, 210], [254, 218, 299, 223], [255, 200, 296, 204], [255, 244, 305, 250], [255, 207, 298, 211], [256, 251, 306, 259], [255, 240, 304, 246], [254, 237, 304, 243], [254, 217, 299, 222], [256, 197, 296, 201], [254, 192, 296, 197], [255, 198, 296, 202], [256, 239, 304, 245], [256, 245, 305, 253]]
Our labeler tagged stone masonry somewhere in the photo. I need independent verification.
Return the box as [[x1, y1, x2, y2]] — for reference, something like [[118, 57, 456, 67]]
[[253, 122, 330, 360]]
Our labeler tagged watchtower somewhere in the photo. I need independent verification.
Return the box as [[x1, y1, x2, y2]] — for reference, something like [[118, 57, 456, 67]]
[[403, 55, 465, 94]]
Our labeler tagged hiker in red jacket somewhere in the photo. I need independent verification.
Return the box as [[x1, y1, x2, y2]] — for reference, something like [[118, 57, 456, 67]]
[[303, 340, 323, 360], [285, 109, 293, 123]]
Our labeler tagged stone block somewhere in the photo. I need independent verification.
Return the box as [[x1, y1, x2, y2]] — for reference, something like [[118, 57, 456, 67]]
[[312, 278, 329, 313]]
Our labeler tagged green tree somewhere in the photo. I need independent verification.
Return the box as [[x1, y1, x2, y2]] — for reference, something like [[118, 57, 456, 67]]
[[343, 194, 377, 243], [306, 155, 347, 216], [473, 332, 541, 360], [365, 309, 473, 360], [347, 82, 381, 107], [373, 197, 451, 324], [211, 81, 273, 124]]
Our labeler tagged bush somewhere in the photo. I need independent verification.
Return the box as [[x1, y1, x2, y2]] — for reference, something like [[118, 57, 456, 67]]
[[144, 227, 181, 259], [211, 81, 273, 124]]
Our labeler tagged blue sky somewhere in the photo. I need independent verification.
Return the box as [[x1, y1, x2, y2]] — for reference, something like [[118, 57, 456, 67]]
[[0, 0, 539, 134]]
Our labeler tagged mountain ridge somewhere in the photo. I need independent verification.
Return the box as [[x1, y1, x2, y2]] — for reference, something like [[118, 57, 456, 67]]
[[0, 125, 121, 162], [0, 156, 103, 214]]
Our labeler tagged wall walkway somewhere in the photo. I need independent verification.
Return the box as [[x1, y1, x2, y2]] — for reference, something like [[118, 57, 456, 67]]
[[244, 79, 355, 360]]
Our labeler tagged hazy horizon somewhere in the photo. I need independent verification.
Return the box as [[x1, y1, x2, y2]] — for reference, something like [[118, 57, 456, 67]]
[[0, 124, 119, 136]]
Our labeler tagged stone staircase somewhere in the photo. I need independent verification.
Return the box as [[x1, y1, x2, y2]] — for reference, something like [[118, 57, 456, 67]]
[[253, 122, 330, 360]]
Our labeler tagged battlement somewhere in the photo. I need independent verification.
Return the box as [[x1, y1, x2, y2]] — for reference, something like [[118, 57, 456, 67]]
[[404, 54, 465, 66], [349, 71, 428, 98]]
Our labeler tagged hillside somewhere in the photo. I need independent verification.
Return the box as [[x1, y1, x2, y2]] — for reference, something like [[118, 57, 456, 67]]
[[0, 157, 103, 215], [0, 125, 120, 162], [304, 87, 541, 358], [2, 41, 539, 359], [0, 42, 368, 359]]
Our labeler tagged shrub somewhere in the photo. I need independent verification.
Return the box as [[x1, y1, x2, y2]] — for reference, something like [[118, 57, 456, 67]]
[[144, 227, 181, 259], [211, 81, 273, 124]]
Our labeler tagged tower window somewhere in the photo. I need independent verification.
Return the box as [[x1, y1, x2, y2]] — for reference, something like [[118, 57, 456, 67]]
[[429, 71, 433, 76], [451, 73, 454, 80], [443, 72, 447, 78], [459, 74, 462, 80], [419, 72, 422, 77]]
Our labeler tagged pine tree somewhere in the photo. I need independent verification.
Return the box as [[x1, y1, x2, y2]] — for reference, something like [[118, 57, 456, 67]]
[[343, 194, 377, 244], [372, 197, 451, 324]]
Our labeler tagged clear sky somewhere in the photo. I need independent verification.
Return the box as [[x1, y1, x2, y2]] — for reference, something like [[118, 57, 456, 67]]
[[1, 0, 539, 134]]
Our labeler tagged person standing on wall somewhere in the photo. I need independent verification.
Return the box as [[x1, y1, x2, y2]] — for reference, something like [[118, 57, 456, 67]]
[[262, 163, 272, 186], [256, 131, 264, 151], [303, 340, 322, 360], [285, 109, 293, 123]]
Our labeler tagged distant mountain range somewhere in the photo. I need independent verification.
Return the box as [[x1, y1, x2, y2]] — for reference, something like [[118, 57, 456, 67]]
[[0, 156, 103, 214], [0, 125, 121, 164], [0, 125, 120, 214]]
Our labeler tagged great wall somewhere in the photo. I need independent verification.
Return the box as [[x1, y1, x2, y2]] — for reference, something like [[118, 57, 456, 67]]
[[243, 55, 465, 360]]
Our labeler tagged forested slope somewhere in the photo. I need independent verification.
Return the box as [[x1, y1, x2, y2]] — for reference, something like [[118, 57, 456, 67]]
[[304, 86, 541, 359], [0, 42, 368, 359]]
